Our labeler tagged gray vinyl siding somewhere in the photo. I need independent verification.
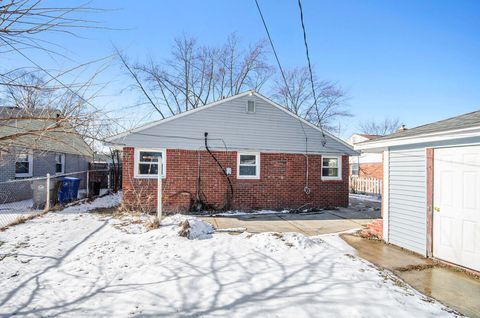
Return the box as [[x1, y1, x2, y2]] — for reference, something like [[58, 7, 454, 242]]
[[388, 148, 427, 255], [114, 94, 355, 155]]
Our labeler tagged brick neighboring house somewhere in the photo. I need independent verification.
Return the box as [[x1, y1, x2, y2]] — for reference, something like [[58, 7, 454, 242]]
[[0, 107, 92, 202], [347, 134, 383, 180], [108, 91, 357, 212]]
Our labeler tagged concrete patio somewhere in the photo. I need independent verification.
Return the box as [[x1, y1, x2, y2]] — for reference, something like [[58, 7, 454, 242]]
[[200, 196, 381, 235], [342, 234, 480, 317], [201, 208, 378, 236]]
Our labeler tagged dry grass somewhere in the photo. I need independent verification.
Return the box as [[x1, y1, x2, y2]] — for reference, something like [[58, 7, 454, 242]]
[[0, 211, 49, 232], [145, 217, 160, 231], [178, 220, 190, 237]]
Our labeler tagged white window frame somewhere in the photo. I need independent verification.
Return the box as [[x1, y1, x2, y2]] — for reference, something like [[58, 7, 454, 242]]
[[237, 152, 260, 179], [134, 148, 166, 179], [321, 155, 342, 181], [350, 163, 359, 176], [55, 153, 65, 174], [246, 100, 256, 113], [15, 150, 33, 178]]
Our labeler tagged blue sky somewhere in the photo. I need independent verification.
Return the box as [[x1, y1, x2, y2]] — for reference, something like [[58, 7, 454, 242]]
[[5, 0, 480, 137]]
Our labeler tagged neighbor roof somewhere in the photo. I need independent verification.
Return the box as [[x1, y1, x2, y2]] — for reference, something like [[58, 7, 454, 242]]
[[356, 109, 480, 149], [0, 106, 93, 157], [356, 134, 382, 139]]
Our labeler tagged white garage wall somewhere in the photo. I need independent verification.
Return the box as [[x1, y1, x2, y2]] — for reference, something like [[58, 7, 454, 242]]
[[388, 147, 427, 255]]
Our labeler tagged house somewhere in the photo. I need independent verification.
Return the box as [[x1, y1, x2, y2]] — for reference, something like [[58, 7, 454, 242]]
[[108, 91, 357, 212], [355, 110, 480, 272], [347, 134, 382, 180], [0, 107, 92, 202]]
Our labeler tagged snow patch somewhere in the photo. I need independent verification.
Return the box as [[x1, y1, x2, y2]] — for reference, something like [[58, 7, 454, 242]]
[[349, 193, 381, 203], [60, 192, 121, 214], [160, 214, 214, 239], [211, 209, 290, 216], [244, 232, 323, 252]]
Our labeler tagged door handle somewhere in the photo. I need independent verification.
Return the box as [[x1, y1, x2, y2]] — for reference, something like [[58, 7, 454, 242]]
[[434, 206, 440, 212]]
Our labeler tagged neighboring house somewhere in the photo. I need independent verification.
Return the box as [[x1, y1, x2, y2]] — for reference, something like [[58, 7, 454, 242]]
[[108, 91, 357, 212], [356, 110, 480, 273], [347, 134, 383, 180], [0, 107, 93, 202]]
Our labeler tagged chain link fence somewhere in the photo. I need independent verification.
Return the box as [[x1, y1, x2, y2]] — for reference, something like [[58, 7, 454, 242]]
[[0, 169, 114, 228]]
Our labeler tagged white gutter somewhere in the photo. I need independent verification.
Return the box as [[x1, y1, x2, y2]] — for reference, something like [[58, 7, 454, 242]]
[[355, 126, 480, 151]]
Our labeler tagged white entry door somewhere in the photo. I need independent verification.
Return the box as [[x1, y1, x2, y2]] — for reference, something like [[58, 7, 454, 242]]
[[434, 146, 480, 271]]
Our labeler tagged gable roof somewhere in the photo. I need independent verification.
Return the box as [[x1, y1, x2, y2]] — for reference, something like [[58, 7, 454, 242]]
[[356, 134, 382, 139], [356, 109, 480, 149], [0, 106, 93, 157], [107, 91, 357, 156]]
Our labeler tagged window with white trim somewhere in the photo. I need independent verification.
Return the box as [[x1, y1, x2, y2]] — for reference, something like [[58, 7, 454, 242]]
[[15, 151, 33, 178], [237, 152, 260, 179], [321, 156, 342, 180], [55, 153, 65, 174], [350, 163, 359, 176], [246, 100, 255, 113], [134, 148, 166, 178]]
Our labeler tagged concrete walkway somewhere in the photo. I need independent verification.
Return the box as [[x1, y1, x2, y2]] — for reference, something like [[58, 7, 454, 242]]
[[200, 207, 379, 236], [342, 234, 480, 317]]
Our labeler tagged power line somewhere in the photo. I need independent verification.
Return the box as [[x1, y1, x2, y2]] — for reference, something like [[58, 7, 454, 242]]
[[254, 0, 293, 104], [296, 0, 327, 146]]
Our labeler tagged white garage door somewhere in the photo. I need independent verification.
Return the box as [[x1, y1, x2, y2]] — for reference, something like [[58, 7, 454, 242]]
[[434, 146, 480, 271]]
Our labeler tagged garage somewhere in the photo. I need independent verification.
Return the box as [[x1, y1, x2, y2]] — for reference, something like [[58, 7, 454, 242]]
[[355, 109, 480, 273]]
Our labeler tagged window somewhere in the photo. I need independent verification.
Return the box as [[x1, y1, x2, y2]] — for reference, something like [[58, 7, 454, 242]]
[[15, 151, 33, 178], [246, 100, 255, 113], [350, 163, 359, 176], [134, 148, 166, 178], [321, 156, 342, 180], [237, 152, 260, 179], [55, 153, 65, 174]]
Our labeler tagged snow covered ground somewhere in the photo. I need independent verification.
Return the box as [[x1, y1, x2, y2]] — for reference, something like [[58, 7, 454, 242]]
[[0, 189, 112, 228], [350, 193, 382, 203], [0, 199, 38, 228], [0, 194, 454, 317]]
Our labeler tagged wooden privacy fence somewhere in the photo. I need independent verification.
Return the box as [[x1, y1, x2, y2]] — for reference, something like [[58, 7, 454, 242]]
[[349, 176, 382, 195]]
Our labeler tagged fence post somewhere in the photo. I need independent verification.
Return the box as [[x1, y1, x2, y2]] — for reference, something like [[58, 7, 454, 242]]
[[86, 170, 90, 198], [157, 157, 163, 221], [44, 173, 51, 212]]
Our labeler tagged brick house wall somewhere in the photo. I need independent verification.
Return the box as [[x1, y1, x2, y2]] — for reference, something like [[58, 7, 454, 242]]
[[122, 147, 349, 213], [358, 162, 383, 180]]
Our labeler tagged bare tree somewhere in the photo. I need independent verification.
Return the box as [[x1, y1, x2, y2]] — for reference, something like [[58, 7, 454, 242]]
[[358, 117, 401, 136], [271, 66, 350, 132], [0, 0, 101, 56], [0, 1, 113, 153], [117, 33, 274, 116], [2, 71, 54, 108]]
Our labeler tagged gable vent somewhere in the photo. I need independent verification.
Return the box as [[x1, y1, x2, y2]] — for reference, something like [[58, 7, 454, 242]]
[[246, 100, 255, 113]]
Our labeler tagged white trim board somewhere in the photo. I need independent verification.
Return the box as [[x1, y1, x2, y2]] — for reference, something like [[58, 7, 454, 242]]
[[382, 149, 390, 242], [356, 126, 480, 150]]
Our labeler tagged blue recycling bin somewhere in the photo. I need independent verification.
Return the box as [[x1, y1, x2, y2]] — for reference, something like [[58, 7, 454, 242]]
[[58, 177, 81, 204]]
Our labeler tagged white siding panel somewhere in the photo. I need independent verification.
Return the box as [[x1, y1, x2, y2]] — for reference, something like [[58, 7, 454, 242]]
[[116, 95, 355, 155], [388, 148, 427, 255]]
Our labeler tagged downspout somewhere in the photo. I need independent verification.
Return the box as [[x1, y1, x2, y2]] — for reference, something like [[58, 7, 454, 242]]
[[204, 132, 234, 210]]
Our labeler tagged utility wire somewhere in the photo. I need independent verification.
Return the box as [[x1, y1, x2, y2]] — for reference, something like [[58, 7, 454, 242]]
[[254, 0, 294, 104], [296, 0, 327, 146], [254, 0, 313, 194]]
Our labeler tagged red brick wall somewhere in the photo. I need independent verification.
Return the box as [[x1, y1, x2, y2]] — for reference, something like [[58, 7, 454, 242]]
[[359, 162, 383, 180], [122, 147, 349, 213]]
